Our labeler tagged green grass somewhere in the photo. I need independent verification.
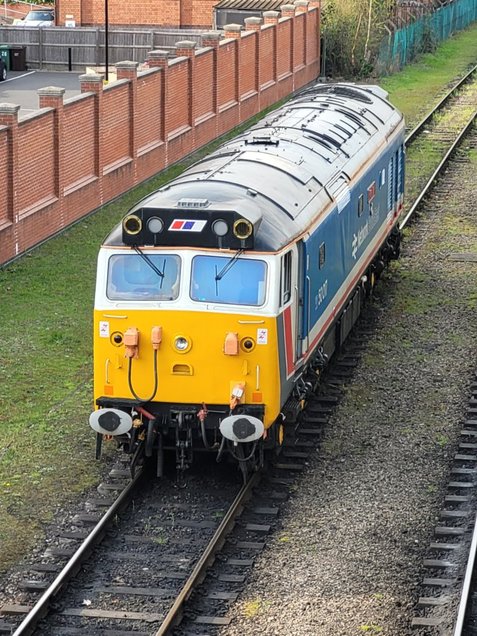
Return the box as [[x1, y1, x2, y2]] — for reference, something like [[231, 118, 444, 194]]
[[3, 22, 477, 574], [381, 25, 477, 123]]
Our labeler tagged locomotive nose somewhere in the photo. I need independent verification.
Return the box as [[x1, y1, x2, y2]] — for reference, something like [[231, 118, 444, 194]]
[[89, 408, 133, 436], [219, 414, 264, 443]]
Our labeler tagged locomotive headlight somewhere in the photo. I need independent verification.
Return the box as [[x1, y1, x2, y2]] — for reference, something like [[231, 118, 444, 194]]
[[233, 218, 253, 240], [147, 217, 164, 234], [123, 214, 142, 235], [174, 335, 191, 353], [212, 219, 228, 237]]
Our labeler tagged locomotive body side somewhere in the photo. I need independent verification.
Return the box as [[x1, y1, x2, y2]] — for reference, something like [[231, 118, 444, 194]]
[[89, 83, 405, 475]]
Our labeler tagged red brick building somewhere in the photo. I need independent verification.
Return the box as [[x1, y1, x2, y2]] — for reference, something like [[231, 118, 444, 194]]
[[56, 0, 220, 28]]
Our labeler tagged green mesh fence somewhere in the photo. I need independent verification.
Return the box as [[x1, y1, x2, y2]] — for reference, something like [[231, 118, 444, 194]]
[[376, 0, 477, 75]]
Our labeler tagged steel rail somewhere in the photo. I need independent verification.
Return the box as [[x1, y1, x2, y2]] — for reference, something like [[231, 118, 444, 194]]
[[405, 63, 477, 146], [12, 469, 144, 636], [453, 514, 477, 635], [400, 109, 477, 230], [155, 470, 261, 636]]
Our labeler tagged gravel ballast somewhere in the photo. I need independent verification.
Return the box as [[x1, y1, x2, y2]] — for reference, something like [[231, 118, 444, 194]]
[[219, 148, 477, 633]]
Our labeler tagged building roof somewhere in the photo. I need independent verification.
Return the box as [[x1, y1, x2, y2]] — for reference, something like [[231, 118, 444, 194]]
[[214, 0, 283, 12]]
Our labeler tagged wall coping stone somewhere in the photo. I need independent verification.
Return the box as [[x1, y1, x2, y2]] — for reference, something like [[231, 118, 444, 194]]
[[79, 73, 103, 83], [0, 103, 21, 114], [37, 86, 66, 96], [115, 61, 139, 69], [175, 40, 197, 49]]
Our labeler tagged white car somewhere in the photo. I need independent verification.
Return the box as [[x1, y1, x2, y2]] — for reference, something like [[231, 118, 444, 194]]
[[18, 9, 55, 26]]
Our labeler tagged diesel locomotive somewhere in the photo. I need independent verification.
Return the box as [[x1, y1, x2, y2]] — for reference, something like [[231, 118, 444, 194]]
[[89, 83, 405, 477]]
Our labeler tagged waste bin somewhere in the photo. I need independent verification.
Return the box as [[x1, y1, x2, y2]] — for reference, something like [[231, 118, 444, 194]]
[[10, 46, 26, 72], [0, 45, 10, 71]]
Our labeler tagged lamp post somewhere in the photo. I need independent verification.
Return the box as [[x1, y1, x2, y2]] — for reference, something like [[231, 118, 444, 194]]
[[104, 0, 109, 81]]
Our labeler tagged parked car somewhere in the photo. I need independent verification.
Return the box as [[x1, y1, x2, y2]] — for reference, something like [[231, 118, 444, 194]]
[[18, 9, 55, 26], [0, 58, 6, 81]]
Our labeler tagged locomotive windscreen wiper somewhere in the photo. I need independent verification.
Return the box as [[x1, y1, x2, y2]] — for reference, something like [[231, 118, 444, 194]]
[[133, 245, 166, 288], [214, 249, 244, 297], [214, 249, 244, 281]]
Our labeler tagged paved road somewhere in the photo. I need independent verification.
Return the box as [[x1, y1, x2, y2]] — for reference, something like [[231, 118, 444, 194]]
[[0, 70, 82, 114]]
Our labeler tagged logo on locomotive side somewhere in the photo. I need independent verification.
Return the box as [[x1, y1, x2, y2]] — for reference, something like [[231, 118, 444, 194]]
[[169, 219, 207, 232], [352, 221, 370, 259]]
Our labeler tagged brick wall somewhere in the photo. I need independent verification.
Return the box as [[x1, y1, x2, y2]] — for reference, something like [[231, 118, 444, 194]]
[[0, 3, 320, 266]]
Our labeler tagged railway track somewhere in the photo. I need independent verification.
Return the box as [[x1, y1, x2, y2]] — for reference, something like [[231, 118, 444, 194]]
[[402, 63, 477, 229], [2, 71, 477, 635], [0, 349, 363, 635], [400, 69, 477, 632]]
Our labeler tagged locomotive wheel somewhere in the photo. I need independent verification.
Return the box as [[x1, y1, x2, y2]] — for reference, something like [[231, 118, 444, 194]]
[[145, 419, 157, 458], [156, 432, 164, 477], [95, 433, 103, 460], [130, 438, 145, 478]]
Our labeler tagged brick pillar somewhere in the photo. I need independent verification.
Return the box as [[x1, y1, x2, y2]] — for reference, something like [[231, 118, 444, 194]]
[[223, 26, 241, 103], [244, 16, 262, 31], [294, 0, 308, 68], [79, 73, 103, 194], [224, 23, 242, 39], [280, 4, 296, 17], [201, 31, 221, 48], [308, 0, 320, 9], [245, 17, 262, 94], [38, 86, 65, 207], [201, 33, 220, 115], [147, 50, 170, 144], [280, 4, 295, 75], [294, 0, 309, 13], [263, 10, 279, 24], [175, 41, 196, 128], [263, 12, 279, 84], [0, 104, 20, 230], [175, 39, 197, 57], [116, 61, 139, 162]]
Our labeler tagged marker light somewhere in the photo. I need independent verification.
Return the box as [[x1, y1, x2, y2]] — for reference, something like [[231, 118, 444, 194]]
[[233, 218, 253, 240], [212, 219, 228, 236], [147, 217, 164, 233], [123, 214, 142, 235]]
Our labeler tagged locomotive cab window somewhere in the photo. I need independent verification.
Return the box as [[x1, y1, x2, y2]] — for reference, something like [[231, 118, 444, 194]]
[[107, 253, 181, 300], [191, 255, 267, 306], [280, 251, 292, 306]]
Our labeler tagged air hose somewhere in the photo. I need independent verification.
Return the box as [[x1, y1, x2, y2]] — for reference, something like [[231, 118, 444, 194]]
[[127, 348, 159, 402]]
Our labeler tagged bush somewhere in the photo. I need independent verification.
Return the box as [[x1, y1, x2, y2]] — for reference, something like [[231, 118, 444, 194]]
[[322, 0, 394, 78]]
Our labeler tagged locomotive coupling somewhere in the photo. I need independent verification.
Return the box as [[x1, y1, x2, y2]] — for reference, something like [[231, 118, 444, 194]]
[[89, 408, 133, 435], [219, 414, 264, 443]]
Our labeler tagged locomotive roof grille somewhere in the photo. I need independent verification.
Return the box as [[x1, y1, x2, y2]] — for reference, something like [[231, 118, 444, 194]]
[[177, 198, 210, 208], [245, 135, 279, 146], [334, 123, 354, 139], [309, 84, 374, 104]]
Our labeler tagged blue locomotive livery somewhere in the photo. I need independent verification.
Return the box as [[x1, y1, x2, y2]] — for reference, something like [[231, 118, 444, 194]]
[[90, 83, 405, 477]]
